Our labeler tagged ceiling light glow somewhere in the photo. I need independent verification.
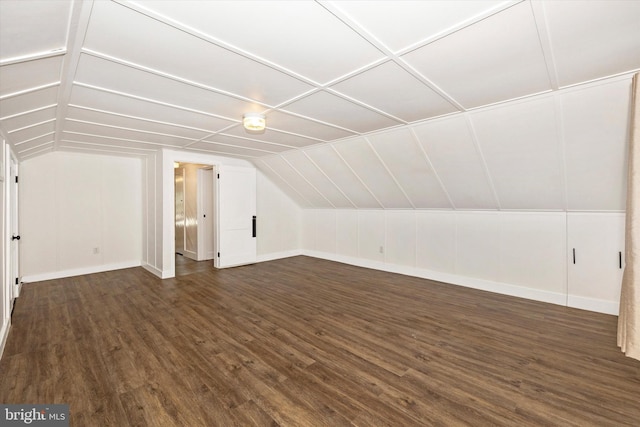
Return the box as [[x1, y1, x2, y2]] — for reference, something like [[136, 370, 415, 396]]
[[243, 112, 266, 132]]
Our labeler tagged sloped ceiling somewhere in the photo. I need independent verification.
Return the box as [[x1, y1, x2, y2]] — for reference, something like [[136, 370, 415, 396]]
[[1, 1, 639, 211]]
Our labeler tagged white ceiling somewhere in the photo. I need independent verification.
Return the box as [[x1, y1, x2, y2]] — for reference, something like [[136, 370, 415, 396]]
[[1, 0, 639, 211]]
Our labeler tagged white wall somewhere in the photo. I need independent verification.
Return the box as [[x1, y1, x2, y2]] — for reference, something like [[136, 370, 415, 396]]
[[20, 151, 142, 282], [141, 149, 301, 278], [302, 209, 624, 315], [255, 75, 631, 212], [256, 170, 301, 260]]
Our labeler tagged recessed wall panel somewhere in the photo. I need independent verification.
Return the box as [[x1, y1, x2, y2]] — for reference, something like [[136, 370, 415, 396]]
[[305, 145, 381, 208], [261, 156, 332, 208], [561, 79, 630, 211], [471, 96, 564, 210], [416, 211, 456, 274], [314, 210, 337, 254], [368, 129, 451, 208], [414, 115, 496, 209], [455, 212, 499, 281], [385, 211, 416, 267], [335, 138, 412, 208], [358, 210, 385, 263], [283, 150, 354, 208], [499, 212, 566, 294], [336, 210, 358, 258]]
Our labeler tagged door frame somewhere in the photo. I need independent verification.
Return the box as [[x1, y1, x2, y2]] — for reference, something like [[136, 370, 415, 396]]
[[8, 150, 20, 302], [162, 150, 256, 278], [196, 166, 215, 261]]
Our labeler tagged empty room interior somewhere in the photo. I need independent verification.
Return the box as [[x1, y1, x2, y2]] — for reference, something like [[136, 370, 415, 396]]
[[1, 0, 640, 425]]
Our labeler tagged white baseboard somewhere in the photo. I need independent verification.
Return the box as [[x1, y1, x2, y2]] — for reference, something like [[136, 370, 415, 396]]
[[142, 263, 164, 278], [568, 295, 619, 315], [301, 250, 575, 310], [257, 249, 303, 263], [22, 261, 142, 283], [0, 318, 10, 361], [182, 250, 198, 261]]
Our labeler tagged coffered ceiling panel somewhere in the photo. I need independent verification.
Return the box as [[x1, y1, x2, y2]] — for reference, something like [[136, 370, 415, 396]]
[[59, 139, 154, 156], [0, 86, 59, 119], [283, 91, 401, 134], [68, 86, 234, 132], [1, 106, 57, 133], [329, 0, 507, 53], [65, 106, 210, 141], [265, 111, 355, 141], [1, 1, 635, 212], [64, 120, 192, 148], [470, 96, 564, 210], [180, 141, 267, 158], [543, 0, 640, 88], [367, 129, 452, 209], [0, 0, 71, 60], [200, 135, 290, 154], [133, 0, 385, 84], [402, 1, 551, 108], [9, 121, 55, 145], [221, 127, 321, 149], [0, 56, 62, 97], [74, 54, 254, 121], [84, 0, 313, 106], [330, 61, 458, 122], [15, 134, 55, 154]]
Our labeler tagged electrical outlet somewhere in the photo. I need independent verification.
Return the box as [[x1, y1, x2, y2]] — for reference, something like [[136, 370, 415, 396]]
[[93, 247, 100, 254]]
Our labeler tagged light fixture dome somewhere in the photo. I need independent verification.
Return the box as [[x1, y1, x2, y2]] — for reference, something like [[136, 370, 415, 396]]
[[243, 112, 266, 132]]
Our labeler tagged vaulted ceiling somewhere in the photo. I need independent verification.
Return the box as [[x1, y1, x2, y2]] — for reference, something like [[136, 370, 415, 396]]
[[1, 1, 639, 210]]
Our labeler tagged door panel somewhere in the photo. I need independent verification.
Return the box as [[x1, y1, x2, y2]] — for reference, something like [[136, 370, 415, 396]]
[[567, 213, 625, 313], [217, 166, 256, 268], [174, 167, 185, 255]]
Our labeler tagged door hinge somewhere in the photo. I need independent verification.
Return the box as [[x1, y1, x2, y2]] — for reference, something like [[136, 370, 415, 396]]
[[217, 173, 220, 179], [217, 252, 220, 258], [15, 176, 19, 183], [15, 277, 19, 285]]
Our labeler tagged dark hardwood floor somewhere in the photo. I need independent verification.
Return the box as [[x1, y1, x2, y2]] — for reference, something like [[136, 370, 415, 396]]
[[1, 256, 639, 426], [175, 254, 214, 277]]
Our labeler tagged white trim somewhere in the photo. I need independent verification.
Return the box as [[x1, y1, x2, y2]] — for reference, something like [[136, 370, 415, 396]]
[[302, 249, 569, 307], [256, 250, 303, 263], [182, 250, 197, 261], [567, 295, 620, 316], [21, 261, 141, 283], [0, 318, 9, 361], [142, 263, 167, 279]]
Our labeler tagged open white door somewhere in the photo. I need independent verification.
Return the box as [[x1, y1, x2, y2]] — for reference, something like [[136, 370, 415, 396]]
[[9, 156, 20, 301], [197, 167, 215, 261], [216, 165, 256, 268]]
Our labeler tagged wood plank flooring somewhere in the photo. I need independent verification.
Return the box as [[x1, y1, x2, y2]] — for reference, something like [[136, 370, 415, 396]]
[[1, 256, 639, 426]]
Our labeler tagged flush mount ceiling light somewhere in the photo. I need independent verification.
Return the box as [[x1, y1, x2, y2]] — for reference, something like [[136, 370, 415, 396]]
[[243, 112, 266, 132]]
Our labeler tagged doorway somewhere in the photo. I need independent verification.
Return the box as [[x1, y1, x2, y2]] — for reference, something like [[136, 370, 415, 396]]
[[174, 162, 215, 264]]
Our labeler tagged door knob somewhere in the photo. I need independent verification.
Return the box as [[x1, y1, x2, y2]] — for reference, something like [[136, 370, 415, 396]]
[[12, 235, 20, 241]]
